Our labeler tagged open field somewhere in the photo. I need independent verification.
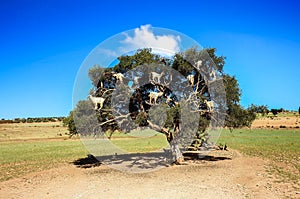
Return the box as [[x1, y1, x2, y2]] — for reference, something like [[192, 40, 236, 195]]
[[252, 113, 300, 129], [219, 129, 300, 184], [0, 117, 300, 198], [0, 122, 69, 141], [0, 140, 87, 181], [0, 122, 87, 181]]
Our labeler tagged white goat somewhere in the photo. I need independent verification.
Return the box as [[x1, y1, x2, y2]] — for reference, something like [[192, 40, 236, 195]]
[[204, 99, 214, 112], [113, 73, 124, 82], [149, 91, 164, 104], [209, 70, 216, 81], [89, 95, 105, 110], [187, 74, 195, 86], [195, 60, 202, 68], [150, 71, 165, 84]]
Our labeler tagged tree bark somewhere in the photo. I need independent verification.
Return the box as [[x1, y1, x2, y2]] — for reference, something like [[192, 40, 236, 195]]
[[170, 122, 184, 163], [169, 137, 184, 163], [147, 120, 184, 163]]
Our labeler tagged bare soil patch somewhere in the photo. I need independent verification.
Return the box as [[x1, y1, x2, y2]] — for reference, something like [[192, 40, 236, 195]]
[[1, 150, 298, 199]]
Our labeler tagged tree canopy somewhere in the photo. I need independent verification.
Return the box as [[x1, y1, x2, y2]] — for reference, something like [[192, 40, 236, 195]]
[[67, 47, 256, 162]]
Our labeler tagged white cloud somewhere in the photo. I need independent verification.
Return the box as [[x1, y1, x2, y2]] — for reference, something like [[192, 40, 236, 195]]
[[96, 48, 117, 57], [121, 24, 181, 55]]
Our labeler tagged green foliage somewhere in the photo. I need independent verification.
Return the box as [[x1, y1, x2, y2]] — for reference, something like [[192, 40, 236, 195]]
[[198, 116, 210, 133], [114, 48, 161, 73], [225, 104, 256, 130], [248, 104, 269, 116], [165, 106, 180, 128], [222, 74, 258, 130], [223, 74, 241, 106], [205, 48, 226, 72], [135, 112, 148, 126], [270, 108, 284, 115], [63, 111, 77, 136], [63, 100, 103, 137], [88, 65, 107, 87], [299, 107, 300, 115], [172, 52, 194, 76], [0, 117, 65, 124], [73, 47, 251, 152]]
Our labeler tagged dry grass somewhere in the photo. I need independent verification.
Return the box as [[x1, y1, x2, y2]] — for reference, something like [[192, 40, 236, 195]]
[[0, 122, 69, 141], [0, 122, 88, 181], [252, 113, 300, 129], [1, 116, 300, 184]]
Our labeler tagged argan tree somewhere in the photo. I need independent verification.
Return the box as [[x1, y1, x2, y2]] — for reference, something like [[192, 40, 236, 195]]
[[70, 48, 252, 163]]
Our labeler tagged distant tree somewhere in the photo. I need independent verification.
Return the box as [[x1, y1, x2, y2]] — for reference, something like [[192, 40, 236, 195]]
[[225, 104, 256, 131], [270, 109, 278, 115], [298, 107, 300, 115], [270, 108, 284, 116], [248, 104, 269, 116], [14, 118, 21, 123], [223, 76, 256, 130], [63, 111, 78, 137]]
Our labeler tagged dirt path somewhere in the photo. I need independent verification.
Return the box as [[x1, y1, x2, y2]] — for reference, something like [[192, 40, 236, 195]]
[[0, 150, 298, 199]]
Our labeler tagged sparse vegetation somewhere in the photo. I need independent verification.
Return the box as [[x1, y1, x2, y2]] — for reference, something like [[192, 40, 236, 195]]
[[0, 117, 65, 124], [0, 122, 87, 181], [0, 140, 87, 181], [219, 128, 300, 183], [1, 119, 299, 184]]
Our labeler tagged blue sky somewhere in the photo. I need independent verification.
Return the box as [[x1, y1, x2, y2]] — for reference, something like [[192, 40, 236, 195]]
[[0, 0, 299, 119]]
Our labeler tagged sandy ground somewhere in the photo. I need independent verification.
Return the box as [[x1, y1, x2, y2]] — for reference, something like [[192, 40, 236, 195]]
[[1, 150, 299, 199], [252, 115, 300, 129]]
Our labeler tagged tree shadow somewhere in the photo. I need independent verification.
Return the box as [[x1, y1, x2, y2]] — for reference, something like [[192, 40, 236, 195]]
[[183, 153, 231, 161], [73, 154, 102, 168], [73, 150, 231, 171], [101, 152, 172, 172], [73, 151, 172, 173]]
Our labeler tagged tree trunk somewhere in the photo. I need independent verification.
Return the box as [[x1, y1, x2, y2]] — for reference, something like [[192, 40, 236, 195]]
[[170, 122, 184, 163], [169, 138, 184, 164], [147, 120, 184, 163]]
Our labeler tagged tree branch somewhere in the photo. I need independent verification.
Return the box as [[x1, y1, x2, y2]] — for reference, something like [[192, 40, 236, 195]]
[[100, 114, 131, 126]]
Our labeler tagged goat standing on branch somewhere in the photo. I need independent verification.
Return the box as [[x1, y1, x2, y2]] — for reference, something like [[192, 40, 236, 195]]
[[209, 70, 216, 81], [187, 74, 195, 86], [149, 91, 164, 104], [150, 71, 165, 84], [204, 99, 214, 112], [113, 73, 124, 83], [89, 95, 105, 110], [195, 60, 202, 68]]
